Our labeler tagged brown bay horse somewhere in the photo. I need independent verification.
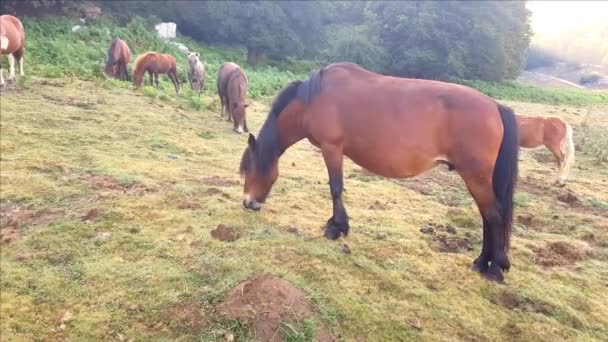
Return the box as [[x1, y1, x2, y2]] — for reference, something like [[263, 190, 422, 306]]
[[105, 37, 131, 81], [217, 62, 249, 133], [517, 115, 574, 186], [133, 52, 179, 94], [0, 14, 25, 87], [187, 52, 205, 94], [240, 63, 519, 282]]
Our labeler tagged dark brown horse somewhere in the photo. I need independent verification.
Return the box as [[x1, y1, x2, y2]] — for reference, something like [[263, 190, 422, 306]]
[[517, 115, 574, 186], [240, 63, 519, 282], [133, 52, 179, 94], [105, 37, 131, 81], [217, 62, 249, 133], [0, 14, 25, 87]]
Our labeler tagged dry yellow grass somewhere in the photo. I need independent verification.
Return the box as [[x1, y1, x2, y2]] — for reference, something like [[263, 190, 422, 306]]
[[1, 77, 607, 341]]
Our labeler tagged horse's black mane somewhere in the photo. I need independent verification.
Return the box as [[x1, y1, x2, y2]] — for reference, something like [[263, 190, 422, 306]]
[[240, 66, 324, 175]]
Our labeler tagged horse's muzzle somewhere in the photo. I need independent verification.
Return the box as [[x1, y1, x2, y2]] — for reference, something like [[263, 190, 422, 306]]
[[242, 198, 262, 211]]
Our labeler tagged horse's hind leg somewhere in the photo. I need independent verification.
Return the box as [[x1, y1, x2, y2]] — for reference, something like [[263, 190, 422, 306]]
[[148, 71, 154, 86], [321, 144, 349, 240], [14, 48, 24, 76], [7, 54, 16, 81], [460, 170, 510, 282], [154, 73, 159, 88]]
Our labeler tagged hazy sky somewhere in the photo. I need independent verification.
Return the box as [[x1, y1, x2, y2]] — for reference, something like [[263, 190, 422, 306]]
[[527, 1, 608, 36]]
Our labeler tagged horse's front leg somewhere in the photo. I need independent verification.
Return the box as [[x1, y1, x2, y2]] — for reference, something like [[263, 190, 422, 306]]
[[321, 144, 349, 239]]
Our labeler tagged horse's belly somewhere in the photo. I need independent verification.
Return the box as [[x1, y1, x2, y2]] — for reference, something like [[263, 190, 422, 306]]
[[345, 147, 439, 179]]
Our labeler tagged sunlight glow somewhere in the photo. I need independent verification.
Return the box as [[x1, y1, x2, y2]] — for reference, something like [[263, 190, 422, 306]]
[[527, 1, 608, 36]]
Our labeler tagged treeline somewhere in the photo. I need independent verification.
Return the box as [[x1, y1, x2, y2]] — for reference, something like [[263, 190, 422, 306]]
[[3, 0, 532, 81]]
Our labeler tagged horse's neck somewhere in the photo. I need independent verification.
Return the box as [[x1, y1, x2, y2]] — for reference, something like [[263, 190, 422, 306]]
[[277, 101, 306, 154]]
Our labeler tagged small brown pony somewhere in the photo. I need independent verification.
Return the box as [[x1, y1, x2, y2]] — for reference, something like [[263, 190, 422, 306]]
[[240, 63, 519, 282], [105, 37, 131, 81], [0, 14, 25, 87], [517, 115, 574, 186], [217, 62, 249, 133], [187, 52, 205, 94], [133, 51, 179, 94]]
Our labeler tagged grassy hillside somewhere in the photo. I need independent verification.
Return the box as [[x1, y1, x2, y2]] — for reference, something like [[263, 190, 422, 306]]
[[1, 74, 608, 340], [19, 16, 608, 107]]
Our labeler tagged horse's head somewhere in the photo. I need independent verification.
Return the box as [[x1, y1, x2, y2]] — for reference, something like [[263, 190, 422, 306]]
[[105, 58, 117, 77], [187, 52, 200, 68], [240, 134, 279, 211]]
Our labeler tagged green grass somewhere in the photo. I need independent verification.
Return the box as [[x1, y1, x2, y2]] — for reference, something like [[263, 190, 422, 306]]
[[457, 79, 608, 107], [1, 75, 607, 341], [18, 16, 607, 108]]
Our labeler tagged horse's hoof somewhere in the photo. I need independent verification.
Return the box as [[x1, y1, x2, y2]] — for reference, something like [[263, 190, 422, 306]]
[[324, 218, 349, 240], [481, 263, 505, 283], [471, 260, 489, 274]]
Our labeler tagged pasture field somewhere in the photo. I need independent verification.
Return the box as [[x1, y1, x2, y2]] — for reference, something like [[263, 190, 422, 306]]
[[1, 77, 608, 342]]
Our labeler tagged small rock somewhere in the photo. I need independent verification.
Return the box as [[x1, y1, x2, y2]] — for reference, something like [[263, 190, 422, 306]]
[[286, 226, 299, 234], [420, 226, 435, 234], [95, 232, 111, 241], [291, 162, 296, 167], [167, 154, 179, 160], [408, 318, 423, 329], [341, 244, 351, 255], [225, 332, 235, 342], [60, 311, 73, 323], [552, 215, 559, 220]]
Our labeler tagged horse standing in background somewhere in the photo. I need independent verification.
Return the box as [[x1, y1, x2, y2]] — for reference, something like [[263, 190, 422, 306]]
[[517, 115, 575, 186], [240, 63, 519, 282], [132, 51, 179, 94], [0, 15, 26, 87], [217, 62, 249, 133], [187, 52, 205, 95], [105, 38, 131, 81]]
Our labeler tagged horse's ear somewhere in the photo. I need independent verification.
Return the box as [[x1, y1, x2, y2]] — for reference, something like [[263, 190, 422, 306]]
[[248, 134, 256, 150]]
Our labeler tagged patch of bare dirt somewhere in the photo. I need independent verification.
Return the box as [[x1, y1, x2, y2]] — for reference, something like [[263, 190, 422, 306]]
[[1, 204, 64, 243], [516, 214, 534, 226], [163, 301, 207, 332], [199, 176, 239, 187], [81, 208, 102, 222], [368, 200, 389, 210], [534, 241, 590, 267], [176, 199, 202, 210], [217, 276, 333, 342], [491, 289, 555, 316], [433, 234, 473, 253], [86, 175, 125, 191], [210, 224, 241, 242]]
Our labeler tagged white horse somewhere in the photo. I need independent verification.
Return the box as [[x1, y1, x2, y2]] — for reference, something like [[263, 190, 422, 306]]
[[187, 52, 205, 95]]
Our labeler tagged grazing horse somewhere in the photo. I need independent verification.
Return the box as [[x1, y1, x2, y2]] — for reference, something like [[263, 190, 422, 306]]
[[240, 63, 519, 282], [133, 51, 179, 94], [0, 15, 25, 87], [105, 37, 131, 81], [517, 115, 574, 186], [217, 62, 249, 133], [187, 52, 205, 94]]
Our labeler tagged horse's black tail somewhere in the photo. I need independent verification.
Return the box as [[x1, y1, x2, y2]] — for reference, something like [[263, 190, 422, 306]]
[[493, 103, 518, 251]]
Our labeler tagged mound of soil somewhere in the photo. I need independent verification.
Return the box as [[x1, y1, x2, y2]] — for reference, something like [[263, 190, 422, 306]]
[[368, 200, 389, 210], [81, 208, 102, 221], [217, 276, 332, 342], [210, 224, 241, 242], [557, 190, 578, 204], [535, 241, 589, 267], [88, 175, 125, 190]]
